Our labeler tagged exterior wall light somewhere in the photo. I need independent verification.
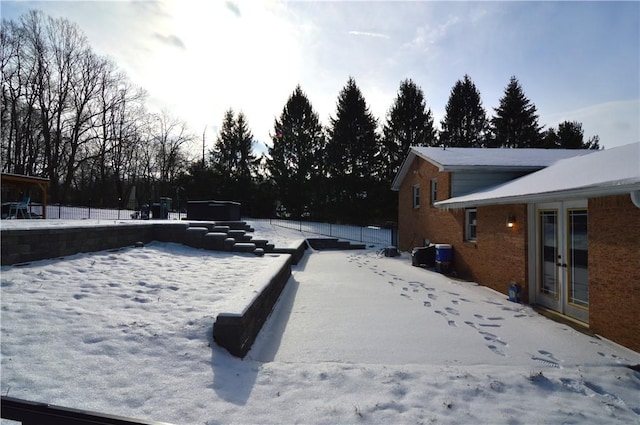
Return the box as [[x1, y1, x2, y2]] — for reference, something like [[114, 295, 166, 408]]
[[506, 215, 516, 228]]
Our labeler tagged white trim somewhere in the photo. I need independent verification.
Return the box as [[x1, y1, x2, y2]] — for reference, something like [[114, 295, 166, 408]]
[[436, 183, 640, 209], [465, 208, 477, 242]]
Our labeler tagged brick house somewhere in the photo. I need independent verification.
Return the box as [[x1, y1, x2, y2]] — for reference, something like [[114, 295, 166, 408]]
[[392, 143, 640, 352]]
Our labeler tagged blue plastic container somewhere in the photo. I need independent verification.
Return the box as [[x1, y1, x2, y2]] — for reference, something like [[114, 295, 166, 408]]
[[435, 244, 453, 262], [509, 284, 522, 303]]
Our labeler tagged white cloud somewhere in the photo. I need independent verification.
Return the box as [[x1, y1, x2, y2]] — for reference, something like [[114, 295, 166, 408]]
[[348, 30, 389, 39], [403, 16, 460, 52]]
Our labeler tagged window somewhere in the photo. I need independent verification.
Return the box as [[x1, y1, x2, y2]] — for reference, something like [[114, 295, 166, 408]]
[[430, 178, 438, 205], [413, 185, 420, 208], [465, 208, 477, 242]]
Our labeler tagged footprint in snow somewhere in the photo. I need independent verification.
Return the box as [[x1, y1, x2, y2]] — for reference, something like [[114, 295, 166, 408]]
[[483, 335, 507, 346], [474, 314, 484, 319], [428, 293, 438, 300], [448, 320, 457, 327], [488, 344, 506, 356], [423, 301, 431, 307], [445, 307, 460, 316], [532, 350, 561, 368], [451, 299, 460, 305]]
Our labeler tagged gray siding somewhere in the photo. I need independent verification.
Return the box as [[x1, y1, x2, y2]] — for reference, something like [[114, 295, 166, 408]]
[[451, 171, 529, 198]]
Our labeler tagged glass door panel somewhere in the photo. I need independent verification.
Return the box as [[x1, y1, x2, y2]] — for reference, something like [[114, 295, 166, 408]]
[[568, 210, 589, 308], [534, 202, 589, 323], [540, 210, 559, 299]]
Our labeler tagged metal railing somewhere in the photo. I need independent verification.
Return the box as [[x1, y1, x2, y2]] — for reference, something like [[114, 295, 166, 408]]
[[266, 218, 397, 246], [3, 203, 183, 221]]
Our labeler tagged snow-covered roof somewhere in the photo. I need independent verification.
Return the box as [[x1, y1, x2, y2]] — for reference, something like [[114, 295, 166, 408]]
[[391, 146, 592, 190], [435, 142, 640, 209]]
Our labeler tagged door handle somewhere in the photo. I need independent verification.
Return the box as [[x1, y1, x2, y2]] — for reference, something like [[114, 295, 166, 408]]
[[556, 263, 567, 268]]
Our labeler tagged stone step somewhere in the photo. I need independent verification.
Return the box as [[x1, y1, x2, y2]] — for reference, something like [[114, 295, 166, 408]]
[[232, 242, 257, 253], [202, 232, 228, 250], [214, 221, 253, 232], [228, 229, 252, 242], [212, 225, 230, 233], [183, 227, 209, 249], [185, 221, 216, 231]]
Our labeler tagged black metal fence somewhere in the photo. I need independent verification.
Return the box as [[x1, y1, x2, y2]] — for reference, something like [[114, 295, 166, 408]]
[[2, 205, 399, 247], [7, 203, 183, 221], [266, 218, 397, 246]]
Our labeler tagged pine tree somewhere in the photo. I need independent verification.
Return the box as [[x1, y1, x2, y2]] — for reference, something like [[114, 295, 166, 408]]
[[234, 111, 259, 180], [536, 121, 600, 150], [381, 79, 437, 182], [439, 75, 489, 147], [326, 77, 380, 223], [210, 109, 238, 176], [267, 85, 325, 218], [490, 76, 542, 148], [327, 77, 379, 179], [209, 109, 258, 204]]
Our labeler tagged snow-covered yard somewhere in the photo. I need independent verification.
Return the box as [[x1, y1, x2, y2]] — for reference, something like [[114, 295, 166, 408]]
[[1, 220, 639, 424]]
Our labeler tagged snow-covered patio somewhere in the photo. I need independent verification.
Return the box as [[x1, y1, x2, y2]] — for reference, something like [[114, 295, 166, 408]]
[[1, 220, 639, 424]]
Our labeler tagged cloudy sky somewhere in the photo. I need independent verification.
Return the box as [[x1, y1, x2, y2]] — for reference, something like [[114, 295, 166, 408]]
[[2, 0, 639, 152]]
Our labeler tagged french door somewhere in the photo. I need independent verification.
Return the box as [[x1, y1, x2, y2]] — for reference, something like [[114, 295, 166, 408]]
[[535, 201, 589, 323]]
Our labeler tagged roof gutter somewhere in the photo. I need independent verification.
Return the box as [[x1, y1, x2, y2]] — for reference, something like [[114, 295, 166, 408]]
[[435, 182, 640, 210]]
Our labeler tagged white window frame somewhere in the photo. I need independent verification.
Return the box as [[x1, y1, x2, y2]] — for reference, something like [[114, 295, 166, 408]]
[[465, 208, 477, 242], [430, 178, 438, 205], [413, 184, 420, 209]]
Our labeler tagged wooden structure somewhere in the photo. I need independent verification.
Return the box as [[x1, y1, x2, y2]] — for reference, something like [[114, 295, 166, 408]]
[[1, 173, 50, 219]]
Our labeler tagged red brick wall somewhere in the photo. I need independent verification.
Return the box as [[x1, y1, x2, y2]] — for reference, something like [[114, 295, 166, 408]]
[[397, 158, 528, 300], [463, 204, 529, 301], [397, 158, 455, 250], [589, 194, 640, 352]]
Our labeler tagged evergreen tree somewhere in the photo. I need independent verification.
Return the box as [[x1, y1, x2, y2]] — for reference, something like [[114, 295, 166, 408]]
[[538, 127, 560, 149], [439, 75, 488, 147], [490, 76, 542, 148], [326, 77, 380, 223], [536, 121, 600, 150], [209, 109, 258, 204], [234, 111, 259, 179], [267, 85, 325, 218], [210, 109, 238, 176], [381, 79, 437, 182], [327, 77, 379, 179]]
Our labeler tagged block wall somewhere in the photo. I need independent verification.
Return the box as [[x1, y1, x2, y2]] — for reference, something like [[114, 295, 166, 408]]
[[1, 223, 189, 265]]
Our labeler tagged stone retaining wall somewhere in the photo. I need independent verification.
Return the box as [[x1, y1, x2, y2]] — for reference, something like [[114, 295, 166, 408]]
[[213, 254, 293, 358], [1, 223, 189, 266]]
